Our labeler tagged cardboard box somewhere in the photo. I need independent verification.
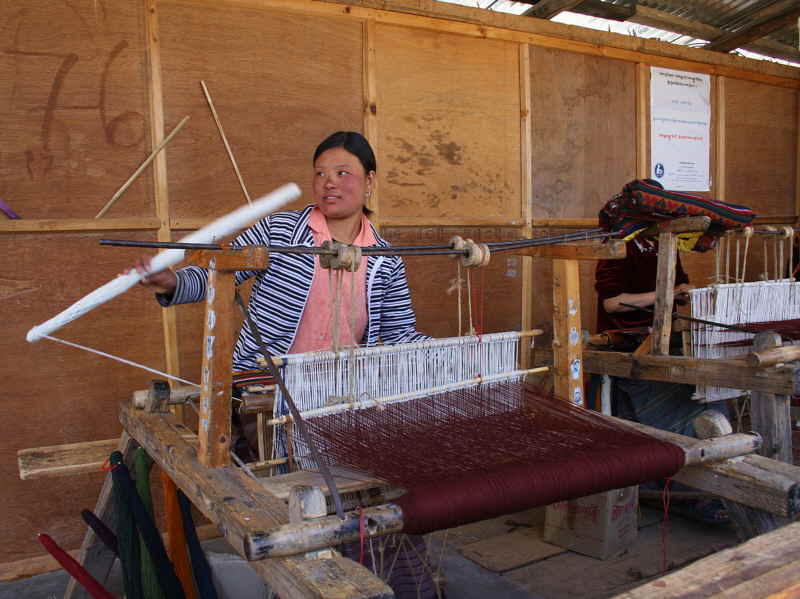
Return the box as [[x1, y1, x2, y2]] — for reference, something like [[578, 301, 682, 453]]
[[543, 486, 638, 560]]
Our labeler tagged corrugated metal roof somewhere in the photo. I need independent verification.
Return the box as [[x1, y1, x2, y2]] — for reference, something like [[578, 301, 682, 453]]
[[441, 0, 799, 66]]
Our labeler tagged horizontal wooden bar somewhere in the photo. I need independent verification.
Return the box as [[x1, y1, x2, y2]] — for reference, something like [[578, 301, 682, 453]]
[[643, 215, 710, 235], [672, 454, 800, 519], [0, 218, 161, 233], [285, 0, 800, 86], [170, 217, 211, 231], [748, 345, 800, 368], [583, 350, 799, 395], [187, 246, 269, 270], [120, 403, 391, 598], [18, 439, 121, 480], [612, 522, 800, 598], [533, 218, 599, 228], [378, 216, 526, 227], [511, 240, 625, 260]]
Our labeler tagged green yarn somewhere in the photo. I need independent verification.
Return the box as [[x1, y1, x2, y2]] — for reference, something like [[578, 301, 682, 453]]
[[134, 448, 166, 599]]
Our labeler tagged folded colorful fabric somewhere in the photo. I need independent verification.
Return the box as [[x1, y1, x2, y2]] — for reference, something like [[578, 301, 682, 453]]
[[599, 179, 756, 251]]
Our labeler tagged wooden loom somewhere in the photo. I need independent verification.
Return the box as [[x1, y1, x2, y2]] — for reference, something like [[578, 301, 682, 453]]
[[20, 218, 800, 599]]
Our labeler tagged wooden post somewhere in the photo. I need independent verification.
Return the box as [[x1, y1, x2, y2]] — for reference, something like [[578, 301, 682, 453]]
[[552, 259, 584, 406], [751, 332, 794, 464], [190, 247, 269, 468], [691, 410, 787, 541], [198, 260, 235, 468], [651, 231, 678, 356], [289, 485, 335, 559]]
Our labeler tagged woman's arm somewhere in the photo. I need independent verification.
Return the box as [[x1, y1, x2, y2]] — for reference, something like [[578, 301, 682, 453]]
[[603, 283, 692, 313]]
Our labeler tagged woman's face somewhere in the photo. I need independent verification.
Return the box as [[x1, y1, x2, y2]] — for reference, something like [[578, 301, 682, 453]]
[[313, 147, 374, 221]]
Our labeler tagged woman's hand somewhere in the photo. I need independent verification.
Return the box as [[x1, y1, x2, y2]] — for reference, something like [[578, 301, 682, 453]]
[[674, 283, 693, 305], [127, 255, 178, 295]]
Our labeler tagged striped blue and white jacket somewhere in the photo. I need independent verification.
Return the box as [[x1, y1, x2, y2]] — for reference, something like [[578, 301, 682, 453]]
[[160, 205, 427, 371]]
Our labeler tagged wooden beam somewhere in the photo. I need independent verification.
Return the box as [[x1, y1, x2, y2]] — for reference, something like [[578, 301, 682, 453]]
[[705, 4, 800, 54], [362, 19, 380, 225], [636, 6, 800, 65], [636, 62, 650, 179], [144, 0, 183, 420], [714, 75, 726, 205], [750, 333, 794, 464], [249, 0, 800, 87], [120, 404, 391, 598], [512, 240, 625, 260], [566, 2, 800, 65], [0, 218, 161, 233], [611, 522, 800, 598], [552, 259, 584, 405], [198, 260, 233, 467], [583, 350, 799, 396], [651, 231, 678, 355], [17, 439, 120, 480], [570, 0, 634, 22], [520, 42, 534, 370], [520, 0, 584, 20]]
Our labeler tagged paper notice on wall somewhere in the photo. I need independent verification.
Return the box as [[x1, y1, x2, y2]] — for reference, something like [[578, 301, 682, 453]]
[[650, 67, 710, 192]]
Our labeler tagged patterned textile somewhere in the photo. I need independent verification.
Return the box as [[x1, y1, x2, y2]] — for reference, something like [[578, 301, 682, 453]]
[[599, 179, 756, 251]]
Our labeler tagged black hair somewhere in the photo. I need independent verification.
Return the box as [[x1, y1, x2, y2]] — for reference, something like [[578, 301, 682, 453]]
[[313, 131, 376, 216], [313, 131, 377, 174]]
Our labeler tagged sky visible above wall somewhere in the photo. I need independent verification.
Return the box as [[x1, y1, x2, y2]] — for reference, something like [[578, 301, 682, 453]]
[[438, 0, 800, 67]]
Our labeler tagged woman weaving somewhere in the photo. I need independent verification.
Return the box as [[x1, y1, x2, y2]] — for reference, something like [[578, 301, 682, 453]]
[[134, 131, 437, 598], [135, 130, 427, 367]]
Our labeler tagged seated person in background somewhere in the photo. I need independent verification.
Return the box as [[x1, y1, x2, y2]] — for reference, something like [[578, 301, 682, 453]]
[[595, 235, 730, 524], [595, 235, 706, 436]]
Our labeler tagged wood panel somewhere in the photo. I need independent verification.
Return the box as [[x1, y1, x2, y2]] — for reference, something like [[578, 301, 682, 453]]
[[726, 79, 798, 218], [381, 226, 523, 338], [530, 47, 636, 220], [0, 0, 152, 219], [157, 0, 364, 219], [375, 24, 521, 222], [0, 232, 166, 562]]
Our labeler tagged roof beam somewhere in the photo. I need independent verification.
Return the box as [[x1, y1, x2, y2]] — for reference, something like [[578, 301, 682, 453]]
[[631, 6, 800, 64], [526, 0, 800, 65], [705, 4, 800, 53], [519, 0, 584, 20]]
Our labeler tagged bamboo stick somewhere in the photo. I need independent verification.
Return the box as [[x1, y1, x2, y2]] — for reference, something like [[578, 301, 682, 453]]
[[95, 116, 190, 218], [201, 80, 252, 205]]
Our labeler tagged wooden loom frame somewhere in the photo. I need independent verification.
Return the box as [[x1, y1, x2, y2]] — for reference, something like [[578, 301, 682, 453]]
[[15, 230, 798, 598]]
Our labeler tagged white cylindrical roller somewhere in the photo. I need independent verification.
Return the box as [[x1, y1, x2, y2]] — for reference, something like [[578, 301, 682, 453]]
[[27, 183, 301, 342]]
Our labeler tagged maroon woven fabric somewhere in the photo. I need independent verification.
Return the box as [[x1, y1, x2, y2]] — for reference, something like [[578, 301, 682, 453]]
[[305, 381, 686, 534]]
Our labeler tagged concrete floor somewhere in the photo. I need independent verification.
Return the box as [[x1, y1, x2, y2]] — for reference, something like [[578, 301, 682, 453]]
[[0, 503, 738, 599]]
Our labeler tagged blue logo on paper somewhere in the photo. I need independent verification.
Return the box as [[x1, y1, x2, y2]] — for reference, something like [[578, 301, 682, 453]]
[[654, 163, 665, 178]]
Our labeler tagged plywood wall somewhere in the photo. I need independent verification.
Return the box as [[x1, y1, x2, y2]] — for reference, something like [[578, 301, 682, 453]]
[[0, 0, 798, 566]]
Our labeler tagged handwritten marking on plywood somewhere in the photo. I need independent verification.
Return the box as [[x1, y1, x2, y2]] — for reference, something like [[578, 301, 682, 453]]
[[1, 1, 151, 219]]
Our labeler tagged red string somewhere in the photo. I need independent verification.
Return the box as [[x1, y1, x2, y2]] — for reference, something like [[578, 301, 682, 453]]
[[660, 478, 672, 573], [478, 266, 486, 336], [100, 458, 117, 472], [358, 507, 366, 564]]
